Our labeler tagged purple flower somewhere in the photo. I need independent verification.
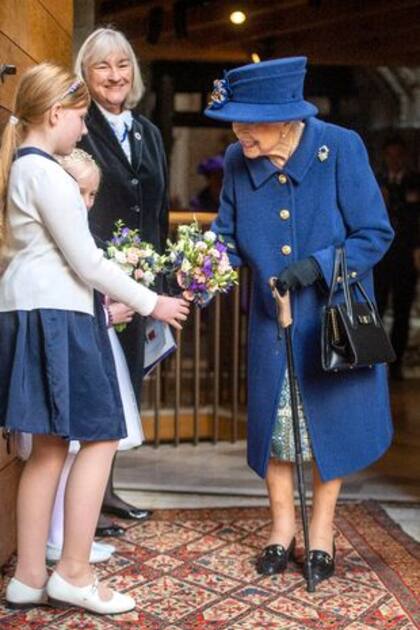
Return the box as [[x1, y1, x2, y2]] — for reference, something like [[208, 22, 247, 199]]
[[215, 241, 227, 253], [121, 227, 130, 237]]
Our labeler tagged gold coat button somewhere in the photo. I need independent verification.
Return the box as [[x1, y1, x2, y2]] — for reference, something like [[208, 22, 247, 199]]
[[279, 209, 290, 220], [281, 245, 292, 255], [350, 271, 357, 278], [278, 174, 287, 184]]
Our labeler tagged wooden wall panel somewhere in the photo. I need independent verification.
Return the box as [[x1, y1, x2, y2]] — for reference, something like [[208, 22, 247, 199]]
[[38, 0, 73, 36], [0, 0, 73, 567], [0, 33, 34, 112], [0, 0, 72, 67]]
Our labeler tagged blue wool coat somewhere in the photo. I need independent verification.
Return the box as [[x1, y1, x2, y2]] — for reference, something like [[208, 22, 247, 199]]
[[213, 117, 394, 482]]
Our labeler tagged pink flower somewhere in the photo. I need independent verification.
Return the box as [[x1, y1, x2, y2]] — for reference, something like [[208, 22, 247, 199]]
[[218, 253, 230, 272], [134, 269, 144, 281], [176, 271, 186, 288], [127, 249, 140, 265]]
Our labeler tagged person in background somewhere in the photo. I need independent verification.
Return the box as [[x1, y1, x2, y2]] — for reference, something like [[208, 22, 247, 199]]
[[375, 137, 420, 380], [75, 26, 168, 530], [190, 154, 224, 212]]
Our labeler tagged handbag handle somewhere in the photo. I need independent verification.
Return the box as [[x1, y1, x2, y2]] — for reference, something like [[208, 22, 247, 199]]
[[327, 247, 355, 325], [327, 247, 379, 327]]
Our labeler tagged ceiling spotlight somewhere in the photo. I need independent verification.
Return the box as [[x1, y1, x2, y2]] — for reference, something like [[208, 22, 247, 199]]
[[230, 10, 247, 25], [251, 52, 261, 63]]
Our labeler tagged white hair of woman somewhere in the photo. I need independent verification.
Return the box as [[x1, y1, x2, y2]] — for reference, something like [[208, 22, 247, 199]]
[[74, 27, 145, 109]]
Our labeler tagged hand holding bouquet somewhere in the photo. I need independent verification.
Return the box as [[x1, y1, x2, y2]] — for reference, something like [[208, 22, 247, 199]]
[[163, 222, 238, 306], [107, 220, 164, 330]]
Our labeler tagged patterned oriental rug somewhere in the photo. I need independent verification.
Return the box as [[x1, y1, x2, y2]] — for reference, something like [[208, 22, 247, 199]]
[[0, 501, 419, 629]]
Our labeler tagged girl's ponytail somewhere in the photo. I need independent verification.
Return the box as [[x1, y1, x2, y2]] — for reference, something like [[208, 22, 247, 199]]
[[0, 117, 21, 247]]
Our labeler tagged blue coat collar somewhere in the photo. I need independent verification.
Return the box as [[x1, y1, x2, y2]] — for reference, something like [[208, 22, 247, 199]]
[[244, 116, 325, 188]]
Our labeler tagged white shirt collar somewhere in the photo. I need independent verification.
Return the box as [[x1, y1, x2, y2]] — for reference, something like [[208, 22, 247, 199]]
[[96, 102, 133, 126]]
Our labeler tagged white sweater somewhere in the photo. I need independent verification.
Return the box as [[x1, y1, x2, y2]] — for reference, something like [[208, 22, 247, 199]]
[[0, 154, 158, 316]]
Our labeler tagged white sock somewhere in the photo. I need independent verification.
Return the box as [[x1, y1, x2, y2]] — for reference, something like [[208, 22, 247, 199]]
[[47, 451, 76, 548]]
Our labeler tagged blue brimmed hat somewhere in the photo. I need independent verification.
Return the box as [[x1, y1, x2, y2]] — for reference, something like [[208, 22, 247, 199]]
[[204, 56, 318, 123]]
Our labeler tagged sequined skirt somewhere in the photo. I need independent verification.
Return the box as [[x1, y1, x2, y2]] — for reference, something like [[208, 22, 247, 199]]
[[270, 371, 313, 462]]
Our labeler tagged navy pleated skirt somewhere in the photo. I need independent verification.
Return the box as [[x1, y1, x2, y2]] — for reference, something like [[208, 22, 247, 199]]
[[0, 303, 127, 442]]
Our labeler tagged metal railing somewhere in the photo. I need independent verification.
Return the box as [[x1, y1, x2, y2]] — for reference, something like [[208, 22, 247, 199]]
[[141, 211, 249, 445]]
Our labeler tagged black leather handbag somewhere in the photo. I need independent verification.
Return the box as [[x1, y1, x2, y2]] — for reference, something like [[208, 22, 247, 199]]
[[321, 247, 396, 372]]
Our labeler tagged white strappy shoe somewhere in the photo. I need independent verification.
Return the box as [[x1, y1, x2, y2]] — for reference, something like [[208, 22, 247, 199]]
[[46, 570, 135, 615], [6, 577, 48, 609]]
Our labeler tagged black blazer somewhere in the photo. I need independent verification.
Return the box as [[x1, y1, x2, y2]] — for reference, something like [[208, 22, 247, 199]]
[[79, 102, 169, 400]]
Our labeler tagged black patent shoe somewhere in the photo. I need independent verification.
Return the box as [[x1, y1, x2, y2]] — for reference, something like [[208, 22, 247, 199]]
[[305, 543, 336, 584], [95, 523, 125, 537], [102, 506, 152, 521], [256, 538, 295, 575]]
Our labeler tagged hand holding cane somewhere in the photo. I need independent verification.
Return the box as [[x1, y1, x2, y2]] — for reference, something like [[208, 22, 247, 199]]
[[269, 278, 315, 593]]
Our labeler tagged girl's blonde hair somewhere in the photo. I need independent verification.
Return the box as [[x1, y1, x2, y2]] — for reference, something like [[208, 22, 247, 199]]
[[0, 62, 90, 246], [74, 27, 145, 110], [58, 147, 101, 183]]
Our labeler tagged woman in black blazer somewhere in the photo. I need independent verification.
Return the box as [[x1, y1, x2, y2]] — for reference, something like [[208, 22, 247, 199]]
[[75, 27, 168, 529]]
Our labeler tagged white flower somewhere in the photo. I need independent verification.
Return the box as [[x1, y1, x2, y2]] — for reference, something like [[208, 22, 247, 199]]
[[181, 259, 192, 272], [195, 241, 207, 251], [114, 250, 127, 264], [143, 270, 155, 286], [204, 231, 216, 243]]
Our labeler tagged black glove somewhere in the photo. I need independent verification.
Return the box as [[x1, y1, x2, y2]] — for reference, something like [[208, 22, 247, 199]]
[[276, 257, 321, 291]]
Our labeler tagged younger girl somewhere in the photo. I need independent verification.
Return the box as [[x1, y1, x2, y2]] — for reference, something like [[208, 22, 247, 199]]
[[45, 148, 145, 564], [0, 63, 189, 615]]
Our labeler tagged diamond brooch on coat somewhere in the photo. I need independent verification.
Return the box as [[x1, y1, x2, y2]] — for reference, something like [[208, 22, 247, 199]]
[[317, 145, 329, 162]]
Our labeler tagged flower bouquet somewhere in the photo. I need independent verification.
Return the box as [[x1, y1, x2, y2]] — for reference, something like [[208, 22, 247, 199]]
[[163, 222, 238, 306], [107, 220, 164, 330]]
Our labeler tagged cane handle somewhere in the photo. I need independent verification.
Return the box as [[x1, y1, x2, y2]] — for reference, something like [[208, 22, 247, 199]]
[[269, 277, 293, 328]]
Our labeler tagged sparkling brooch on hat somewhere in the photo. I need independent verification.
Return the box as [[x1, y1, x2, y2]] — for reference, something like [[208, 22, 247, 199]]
[[317, 145, 329, 162], [209, 74, 232, 109]]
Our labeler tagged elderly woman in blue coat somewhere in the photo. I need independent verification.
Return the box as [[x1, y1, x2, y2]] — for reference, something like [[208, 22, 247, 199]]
[[205, 57, 394, 584]]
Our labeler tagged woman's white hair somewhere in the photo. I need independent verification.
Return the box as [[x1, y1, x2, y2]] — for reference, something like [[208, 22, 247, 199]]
[[74, 27, 145, 109]]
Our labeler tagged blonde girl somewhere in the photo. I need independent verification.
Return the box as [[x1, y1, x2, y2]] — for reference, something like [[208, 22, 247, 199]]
[[0, 63, 189, 615]]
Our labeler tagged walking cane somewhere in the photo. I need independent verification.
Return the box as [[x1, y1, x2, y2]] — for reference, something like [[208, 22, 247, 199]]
[[269, 278, 315, 593]]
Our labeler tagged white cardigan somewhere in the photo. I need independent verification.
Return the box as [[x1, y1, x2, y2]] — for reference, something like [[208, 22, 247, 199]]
[[0, 154, 158, 316]]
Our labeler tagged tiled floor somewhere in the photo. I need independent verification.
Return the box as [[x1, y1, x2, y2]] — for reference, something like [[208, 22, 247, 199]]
[[115, 379, 420, 542]]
